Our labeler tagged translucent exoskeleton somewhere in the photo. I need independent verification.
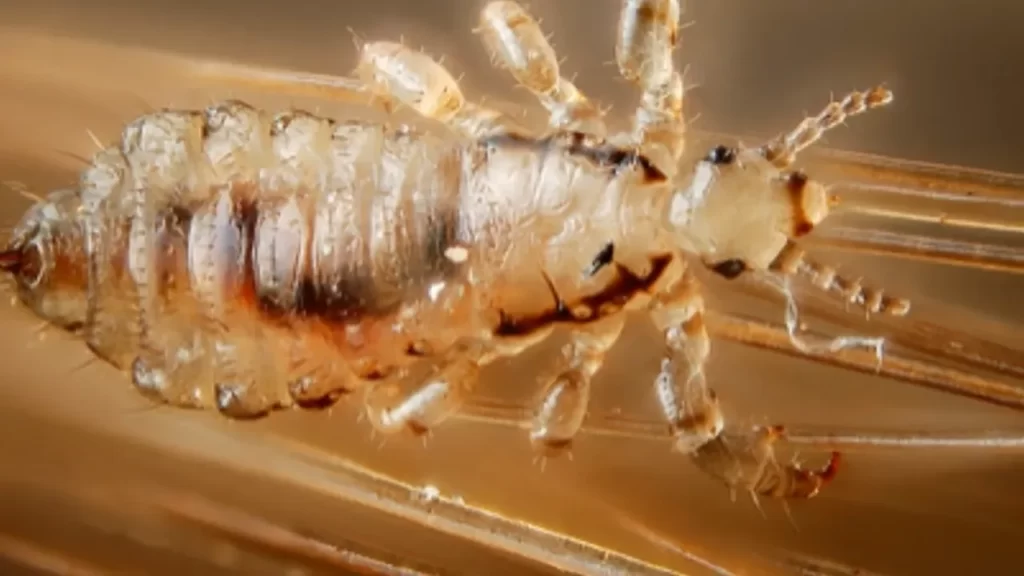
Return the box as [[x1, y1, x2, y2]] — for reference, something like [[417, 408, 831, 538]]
[[0, 0, 912, 506]]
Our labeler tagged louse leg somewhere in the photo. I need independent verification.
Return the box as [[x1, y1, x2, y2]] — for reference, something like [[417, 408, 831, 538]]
[[648, 270, 724, 453], [199, 43, 516, 140], [760, 86, 893, 168], [649, 269, 840, 501], [477, 1, 607, 136], [530, 315, 627, 458], [362, 340, 488, 437], [615, 0, 687, 177], [354, 41, 518, 140], [184, 103, 341, 420], [690, 426, 842, 506]]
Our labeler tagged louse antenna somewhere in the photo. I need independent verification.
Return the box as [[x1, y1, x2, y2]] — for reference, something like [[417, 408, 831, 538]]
[[770, 240, 911, 317], [761, 85, 893, 169]]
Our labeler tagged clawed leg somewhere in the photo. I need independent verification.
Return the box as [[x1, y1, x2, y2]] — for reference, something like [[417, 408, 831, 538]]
[[478, 1, 606, 136], [648, 269, 723, 453], [530, 315, 626, 458], [690, 425, 841, 505], [202, 6, 606, 140], [615, 0, 687, 176], [760, 86, 893, 168], [649, 267, 840, 503], [362, 340, 487, 436]]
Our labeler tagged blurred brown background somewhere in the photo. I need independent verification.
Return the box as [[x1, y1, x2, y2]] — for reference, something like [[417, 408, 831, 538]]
[[4, 0, 1024, 170], [0, 1, 1022, 575]]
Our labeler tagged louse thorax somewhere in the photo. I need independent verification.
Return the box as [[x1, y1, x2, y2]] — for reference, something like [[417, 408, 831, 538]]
[[0, 189, 89, 330], [667, 146, 832, 275], [456, 130, 678, 326]]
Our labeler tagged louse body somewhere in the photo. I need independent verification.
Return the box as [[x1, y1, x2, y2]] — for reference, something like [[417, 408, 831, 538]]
[[1, 0, 910, 504]]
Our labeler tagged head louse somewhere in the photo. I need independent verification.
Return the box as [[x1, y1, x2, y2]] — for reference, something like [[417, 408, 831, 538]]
[[1, 0, 911, 506]]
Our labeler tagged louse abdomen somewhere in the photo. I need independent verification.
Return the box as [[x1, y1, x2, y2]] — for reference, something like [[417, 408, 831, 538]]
[[74, 103, 472, 419], [18, 99, 675, 421]]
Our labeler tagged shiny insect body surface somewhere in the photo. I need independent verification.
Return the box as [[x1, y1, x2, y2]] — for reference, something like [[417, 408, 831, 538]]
[[0, 0, 909, 504]]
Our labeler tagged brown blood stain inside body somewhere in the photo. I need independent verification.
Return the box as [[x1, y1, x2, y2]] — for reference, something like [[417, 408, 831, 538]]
[[785, 170, 814, 237], [496, 254, 674, 337]]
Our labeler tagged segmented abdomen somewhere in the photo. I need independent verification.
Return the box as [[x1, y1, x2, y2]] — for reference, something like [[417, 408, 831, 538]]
[[79, 102, 466, 417]]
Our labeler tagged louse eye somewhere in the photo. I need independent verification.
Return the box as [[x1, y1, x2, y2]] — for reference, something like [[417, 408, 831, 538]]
[[705, 145, 737, 165], [710, 259, 747, 280]]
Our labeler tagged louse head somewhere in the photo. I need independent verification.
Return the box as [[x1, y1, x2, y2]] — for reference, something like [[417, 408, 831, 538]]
[[668, 144, 833, 279], [0, 189, 88, 330]]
